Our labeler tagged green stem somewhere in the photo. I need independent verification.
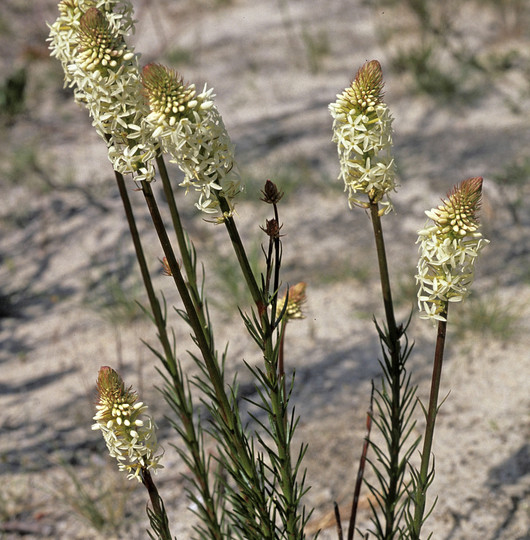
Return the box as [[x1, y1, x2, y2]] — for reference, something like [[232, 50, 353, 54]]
[[114, 170, 176, 376], [217, 195, 264, 310], [218, 194, 301, 538], [278, 320, 287, 398], [410, 302, 449, 539], [156, 154, 209, 335], [369, 201, 402, 538], [139, 181, 275, 538], [347, 383, 374, 540], [114, 172, 223, 539], [369, 202, 398, 343], [141, 468, 173, 540]]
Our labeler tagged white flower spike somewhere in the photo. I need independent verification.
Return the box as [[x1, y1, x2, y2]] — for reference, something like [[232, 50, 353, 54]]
[[416, 177, 489, 322], [329, 60, 397, 213], [142, 63, 242, 217], [92, 366, 163, 481], [48, 1, 157, 182]]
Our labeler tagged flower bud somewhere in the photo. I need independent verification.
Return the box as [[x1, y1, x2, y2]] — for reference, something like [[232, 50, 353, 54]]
[[142, 64, 200, 128], [261, 218, 282, 239], [77, 8, 129, 73], [260, 179, 284, 204], [276, 282, 307, 321]]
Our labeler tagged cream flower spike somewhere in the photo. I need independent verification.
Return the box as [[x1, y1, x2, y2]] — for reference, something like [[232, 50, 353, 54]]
[[142, 63, 242, 217], [416, 177, 489, 322], [48, 1, 157, 182], [48, 0, 135, 85], [92, 366, 163, 481], [329, 60, 397, 214]]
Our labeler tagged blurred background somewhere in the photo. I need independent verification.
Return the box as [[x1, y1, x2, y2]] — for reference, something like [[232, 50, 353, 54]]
[[1, 0, 529, 538]]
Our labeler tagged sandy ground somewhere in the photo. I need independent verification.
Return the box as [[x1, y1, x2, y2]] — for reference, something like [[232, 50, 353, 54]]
[[1, 0, 529, 538]]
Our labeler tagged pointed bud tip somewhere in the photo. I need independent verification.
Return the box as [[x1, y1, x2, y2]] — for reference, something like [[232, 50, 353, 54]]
[[353, 59, 385, 102]]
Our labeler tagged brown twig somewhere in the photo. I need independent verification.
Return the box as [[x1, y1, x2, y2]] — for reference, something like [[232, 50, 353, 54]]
[[334, 501, 344, 540], [348, 382, 375, 540]]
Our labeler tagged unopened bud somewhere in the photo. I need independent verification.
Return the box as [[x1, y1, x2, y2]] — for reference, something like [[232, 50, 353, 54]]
[[276, 282, 307, 321], [260, 179, 284, 204], [261, 218, 282, 238]]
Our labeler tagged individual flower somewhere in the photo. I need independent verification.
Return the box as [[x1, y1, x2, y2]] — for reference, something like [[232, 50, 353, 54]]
[[92, 366, 163, 481], [416, 177, 489, 322], [48, 1, 157, 182], [142, 63, 242, 216], [329, 60, 397, 213], [276, 282, 307, 321]]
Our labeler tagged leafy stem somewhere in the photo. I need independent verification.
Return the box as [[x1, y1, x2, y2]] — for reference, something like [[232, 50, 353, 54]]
[[139, 179, 276, 539], [114, 170, 223, 538], [365, 200, 418, 539], [218, 190, 308, 538]]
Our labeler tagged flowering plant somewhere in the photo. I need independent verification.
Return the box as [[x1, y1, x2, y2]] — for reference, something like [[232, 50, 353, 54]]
[[329, 60, 397, 213], [47, 1, 489, 538]]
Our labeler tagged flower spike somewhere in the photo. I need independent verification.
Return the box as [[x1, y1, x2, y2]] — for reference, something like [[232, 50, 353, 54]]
[[329, 60, 396, 213], [276, 282, 307, 321], [48, 0, 157, 182], [416, 177, 489, 322], [142, 63, 242, 216], [92, 366, 163, 481]]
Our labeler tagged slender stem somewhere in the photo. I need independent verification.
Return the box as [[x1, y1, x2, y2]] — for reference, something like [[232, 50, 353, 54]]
[[156, 154, 209, 333], [411, 302, 449, 539], [141, 468, 173, 540], [335, 502, 344, 540], [369, 202, 398, 343], [114, 172, 223, 538], [347, 383, 374, 540], [278, 321, 287, 397], [270, 202, 282, 326], [114, 170, 176, 376], [368, 201, 403, 538], [217, 195, 264, 311]]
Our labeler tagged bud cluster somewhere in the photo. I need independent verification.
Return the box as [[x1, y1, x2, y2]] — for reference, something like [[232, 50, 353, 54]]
[[76, 7, 132, 73]]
